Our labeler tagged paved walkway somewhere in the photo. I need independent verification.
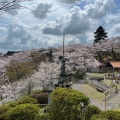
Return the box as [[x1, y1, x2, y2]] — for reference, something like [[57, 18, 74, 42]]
[[72, 81, 120, 111], [72, 82, 102, 110]]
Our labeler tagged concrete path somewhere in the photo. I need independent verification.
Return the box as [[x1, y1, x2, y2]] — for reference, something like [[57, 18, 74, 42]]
[[71, 82, 102, 110], [71, 82, 120, 111]]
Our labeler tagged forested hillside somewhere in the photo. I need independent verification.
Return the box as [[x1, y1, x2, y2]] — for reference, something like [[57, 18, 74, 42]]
[[0, 38, 119, 102]]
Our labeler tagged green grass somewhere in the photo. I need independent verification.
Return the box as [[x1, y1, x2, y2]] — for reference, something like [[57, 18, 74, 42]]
[[83, 84, 105, 102], [103, 79, 112, 86], [103, 79, 120, 90], [87, 73, 105, 77]]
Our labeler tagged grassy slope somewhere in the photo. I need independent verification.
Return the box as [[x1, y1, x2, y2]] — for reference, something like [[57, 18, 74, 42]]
[[83, 84, 104, 101]]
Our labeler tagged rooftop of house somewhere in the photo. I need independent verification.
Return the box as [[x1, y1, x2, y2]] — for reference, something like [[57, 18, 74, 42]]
[[110, 61, 120, 68]]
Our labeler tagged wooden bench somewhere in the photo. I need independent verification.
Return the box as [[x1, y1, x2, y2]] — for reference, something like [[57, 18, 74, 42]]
[[96, 87, 104, 93]]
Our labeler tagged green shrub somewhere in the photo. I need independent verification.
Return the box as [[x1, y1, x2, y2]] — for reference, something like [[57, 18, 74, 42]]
[[8, 104, 39, 120], [0, 105, 9, 120], [90, 110, 120, 120], [17, 96, 38, 105], [106, 110, 120, 120], [49, 88, 89, 120], [30, 91, 48, 104], [90, 113, 108, 120], [85, 105, 101, 120], [31, 90, 42, 94], [4, 96, 37, 108], [75, 70, 86, 79], [5, 101, 18, 107], [35, 113, 48, 120], [29, 90, 41, 99]]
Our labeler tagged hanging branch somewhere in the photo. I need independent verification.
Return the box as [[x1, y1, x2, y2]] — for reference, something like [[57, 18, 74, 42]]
[[0, 0, 58, 15], [0, 0, 16, 10], [19, 5, 58, 13]]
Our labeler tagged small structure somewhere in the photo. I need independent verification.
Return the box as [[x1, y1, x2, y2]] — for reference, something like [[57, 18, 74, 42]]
[[43, 79, 58, 104], [43, 84, 56, 104], [105, 61, 120, 79], [88, 59, 105, 73]]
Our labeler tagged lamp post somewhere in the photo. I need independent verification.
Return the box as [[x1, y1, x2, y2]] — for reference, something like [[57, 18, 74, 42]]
[[57, 34, 70, 88], [104, 90, 109, 112]]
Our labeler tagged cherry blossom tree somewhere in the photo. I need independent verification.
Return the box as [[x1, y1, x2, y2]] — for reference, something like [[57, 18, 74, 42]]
[[53, 44, 97, 71], [7, 50, 31, 62], [5, 50, 40, 82], [0, 38, 119, 104], [0, 82, 20, 104], [31, 62, 61, 86], [29, 51, 46, 71], [17, 77, 35, 95], [91, 39, 120, 61]]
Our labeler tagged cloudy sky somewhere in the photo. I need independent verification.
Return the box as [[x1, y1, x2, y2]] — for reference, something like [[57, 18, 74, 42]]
[[0, 0, 120, 52]]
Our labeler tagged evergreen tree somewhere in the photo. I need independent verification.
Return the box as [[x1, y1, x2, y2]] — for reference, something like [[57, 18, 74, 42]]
[[94, 26, 108, 44]]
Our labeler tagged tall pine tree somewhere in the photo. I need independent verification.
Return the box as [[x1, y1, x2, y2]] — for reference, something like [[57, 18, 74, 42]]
[[94, 26, 108, 44]]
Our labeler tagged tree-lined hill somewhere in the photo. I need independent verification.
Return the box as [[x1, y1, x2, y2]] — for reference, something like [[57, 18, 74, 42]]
[[0, 37, 119, 103]]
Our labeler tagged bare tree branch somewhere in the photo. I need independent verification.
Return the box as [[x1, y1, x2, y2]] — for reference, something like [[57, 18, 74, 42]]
[[0, 0, 58, 15], [0, 0, 16, 10], [19, 5, 58, 13]]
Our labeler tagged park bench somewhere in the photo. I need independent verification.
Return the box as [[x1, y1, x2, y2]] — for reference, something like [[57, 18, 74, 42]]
[[96, 87, 104, 93]]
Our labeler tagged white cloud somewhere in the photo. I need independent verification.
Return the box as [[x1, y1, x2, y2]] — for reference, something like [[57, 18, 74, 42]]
[[0, 21, 32, 51], [109, 23, 120, 37], [86, 32, 94, 43], [32, 3, 53, 19], [42, 0, 114, 36], [45, 35, 80, 47], [0, 26, 8, 34], [42, 6, 91, 35], [84, 0, 115, 19], [105, 13, 120, 24], [65, 36, 80, 44], [58, 0, 80, 4], [0, 0, 118, 52]]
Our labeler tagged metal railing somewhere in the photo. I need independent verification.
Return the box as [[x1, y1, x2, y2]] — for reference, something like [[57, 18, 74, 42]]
[[86, 77, 109, 92]]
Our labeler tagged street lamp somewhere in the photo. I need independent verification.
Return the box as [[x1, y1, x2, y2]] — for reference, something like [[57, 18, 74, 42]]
[[56, 34, 70, 88], [104, 90, 109, 112]]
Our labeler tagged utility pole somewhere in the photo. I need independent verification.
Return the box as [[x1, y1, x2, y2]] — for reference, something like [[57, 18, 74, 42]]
[[63, 34, 65, 58], [61, 34, 66, 87], [104, 90, 109, 112], [57, 34, 70, 88]]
